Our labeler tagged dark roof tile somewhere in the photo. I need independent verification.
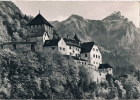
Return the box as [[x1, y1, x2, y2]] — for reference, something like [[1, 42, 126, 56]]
[[43, 39, 60, 47], [27, 13, 53, 27], [98, 63, 113, 69], [63, 38, 81, 47], [81, 42, 95, 53]]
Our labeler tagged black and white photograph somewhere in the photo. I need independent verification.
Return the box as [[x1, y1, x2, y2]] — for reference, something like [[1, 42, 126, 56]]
[[0, 0, 140, 99]]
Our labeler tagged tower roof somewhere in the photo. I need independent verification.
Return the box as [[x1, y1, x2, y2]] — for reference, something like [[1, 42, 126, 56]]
[[73, 34, 81, 42], [27, 13, 53, 27]]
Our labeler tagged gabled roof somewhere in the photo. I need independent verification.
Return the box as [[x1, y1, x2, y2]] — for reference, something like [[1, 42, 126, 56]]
[[63, 38, 81, 47], [98, 63, 113, 69], [73, 34, 81, 42], [43, 38, 60, 47], [27, 13, 53, 27], [81, 42, 95, 53]]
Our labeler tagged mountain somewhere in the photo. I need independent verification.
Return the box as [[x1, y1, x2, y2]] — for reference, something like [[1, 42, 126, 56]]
[[51, 11, 140, 70], [0, 1, 140, 71], [0, 1, 33, 43]]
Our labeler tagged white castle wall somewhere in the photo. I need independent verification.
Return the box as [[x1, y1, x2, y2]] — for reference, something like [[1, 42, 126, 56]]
[[43, 32, 50, 43], [66, 45, 81, 57], [58, 38, 67, 55], [90, 45, 102, 68], [58, 38, 81, 56]]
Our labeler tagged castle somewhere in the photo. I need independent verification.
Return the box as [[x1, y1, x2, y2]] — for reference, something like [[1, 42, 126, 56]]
[[0, 13, 113, 83]]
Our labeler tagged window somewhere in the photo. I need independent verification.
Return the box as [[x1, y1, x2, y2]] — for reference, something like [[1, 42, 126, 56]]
[[96, 55, 97, 58], [96, 49, 98, 52], [69, 46, 71, 49], [98, 56, 100, 59], [85, 53, 87, 57], [93, 54, 95, 57], [1, 45, 3, 49], [60, 47, 62, 50], [85, 62, 86, 65], [63, 48, 65, 51], [51, 47, 55, 50], [93, 48, 95, 51], [82, 62, 83, 65], [96, 62, 98, 64], [70, 52, 72, 55]]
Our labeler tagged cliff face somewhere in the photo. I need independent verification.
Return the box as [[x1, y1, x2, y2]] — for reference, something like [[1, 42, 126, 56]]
[[0, 1, 32, 43]]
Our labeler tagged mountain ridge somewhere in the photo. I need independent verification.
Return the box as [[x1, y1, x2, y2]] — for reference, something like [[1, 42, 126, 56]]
[[0, 1, 140, 70]]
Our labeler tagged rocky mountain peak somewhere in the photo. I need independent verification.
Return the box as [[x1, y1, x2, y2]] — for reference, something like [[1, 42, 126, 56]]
[[66, 14, 84, 21], [111, 11, 121, 16], [103, 11, 124, 21]]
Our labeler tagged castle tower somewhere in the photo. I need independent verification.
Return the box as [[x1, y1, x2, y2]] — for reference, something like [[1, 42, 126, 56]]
[[26, 12, 54, 51]]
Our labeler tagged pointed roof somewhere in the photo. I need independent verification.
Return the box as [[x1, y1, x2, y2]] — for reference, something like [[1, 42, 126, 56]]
[[81, 42, 95, 53], [27, 13, 53, 27], [73, 34, 81, 42]]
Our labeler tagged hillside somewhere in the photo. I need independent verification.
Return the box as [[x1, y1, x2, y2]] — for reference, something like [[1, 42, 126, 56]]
[[0, 1, 32, 43]]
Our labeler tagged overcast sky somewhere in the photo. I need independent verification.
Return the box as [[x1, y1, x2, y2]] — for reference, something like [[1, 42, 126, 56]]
[[13, 1, 139, 27]]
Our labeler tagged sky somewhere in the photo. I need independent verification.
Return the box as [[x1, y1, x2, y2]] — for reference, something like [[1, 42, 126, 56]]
[[13, 1, 139, 27]]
